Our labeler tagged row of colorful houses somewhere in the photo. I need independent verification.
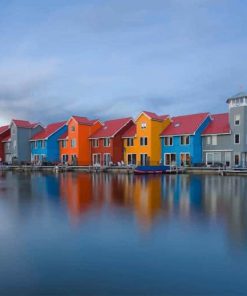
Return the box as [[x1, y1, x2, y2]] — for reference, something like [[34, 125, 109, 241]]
[[1, 92, 247, 167]]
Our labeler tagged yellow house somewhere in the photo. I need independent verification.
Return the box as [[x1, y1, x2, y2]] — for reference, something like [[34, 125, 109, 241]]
[[122, 111, 171, 166]]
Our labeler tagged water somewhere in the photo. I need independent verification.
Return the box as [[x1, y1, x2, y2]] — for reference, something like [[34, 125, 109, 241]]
[[0, 171, 247, 295]]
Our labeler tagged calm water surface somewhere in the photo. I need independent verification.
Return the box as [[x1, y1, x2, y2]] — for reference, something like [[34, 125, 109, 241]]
[[0, 171, 247, 295]]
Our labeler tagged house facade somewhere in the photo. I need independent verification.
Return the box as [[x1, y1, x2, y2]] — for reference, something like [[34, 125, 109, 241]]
[[202, 92, 247, 167], [0, 125, 10, 163], [90, 117, 134, 166], [4, 120, 43, 164], [160, 113, 211, 166], [122, 111, 171, 166], [59, 116, 102, 165], [30, 121, 67, 164]]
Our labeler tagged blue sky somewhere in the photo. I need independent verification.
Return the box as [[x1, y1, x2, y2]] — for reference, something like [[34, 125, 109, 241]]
[[0, 0, 247, 125]]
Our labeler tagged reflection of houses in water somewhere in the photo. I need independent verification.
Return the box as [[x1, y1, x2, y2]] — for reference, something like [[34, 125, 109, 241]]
[[202, 175, 247, 246], [161, 174, 203, 217], [130, 176, 163, 229]]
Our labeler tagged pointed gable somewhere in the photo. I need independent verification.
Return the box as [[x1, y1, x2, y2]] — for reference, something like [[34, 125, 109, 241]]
[[90, 117, 133, 138], [31, 121, 66, 140], [202, 113, 230, 135], [161, 113, 209, 136]]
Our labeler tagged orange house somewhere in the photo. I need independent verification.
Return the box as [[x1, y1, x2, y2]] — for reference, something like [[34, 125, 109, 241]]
[[59, 116, 103, 165]]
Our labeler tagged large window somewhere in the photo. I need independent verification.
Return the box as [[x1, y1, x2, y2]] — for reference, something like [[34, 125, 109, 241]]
[[164, 137, 173, 146], [127, 154, 136, 165], [103, 138, 110, 147], [71, 126, 75, 131], [234, 134, 240, 144], [180, 136, 190, 145], [140, 154, 148, 166], [164, 153, 176, 165], [127, 138, 134, 146], [141, 122, 147, 129], [180, 153, 191, 166], [140, 137, 148, 146]]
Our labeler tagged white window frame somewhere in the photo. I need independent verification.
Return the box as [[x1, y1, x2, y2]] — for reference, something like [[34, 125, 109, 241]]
[[206, 136, 211, 145], [92, 139, 99, 148], [140, 137, 148, 146], [212, 135, 217, 146], [103, 138, 110, 147], [71, 138, 76, 148], [164, 137, 173, 146], [180, 135, 190, 145], [127, 138, 134, 147]]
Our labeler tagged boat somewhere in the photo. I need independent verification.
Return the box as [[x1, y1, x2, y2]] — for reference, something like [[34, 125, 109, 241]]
[[134, 165, 170, 174]]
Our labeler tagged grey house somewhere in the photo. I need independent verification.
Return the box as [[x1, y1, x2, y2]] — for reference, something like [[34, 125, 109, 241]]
[[202, 92, 247, 167], [4, 119, 43, 164]]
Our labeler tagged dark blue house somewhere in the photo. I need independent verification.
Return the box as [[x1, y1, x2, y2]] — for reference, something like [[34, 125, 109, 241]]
[[30, 121, 67, 163], [160, 113, 211, 166]]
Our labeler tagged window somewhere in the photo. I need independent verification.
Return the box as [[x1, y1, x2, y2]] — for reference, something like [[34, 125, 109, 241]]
[[140, 137, 148, 146], [103, 138, 110, 147], [206, 136, 211, 145], [71, 126, 75, 131], [164, 154, 176, 165], [234, 154, 240, 166], [140, 154, 148, 166], [127, 154, 136, 165], [235, 114, 240, 125], [141, 122, 147, 129], [34, 141, 38, 149], [61, 140, 67, 148], [127, 138, 134, 146], [41, 140, 46, 148], [180, 153, 191, 166], [71, 139, 76, 148], [180, 136, 190, 145], [164, 137, 173, 146], [234, 134, 240, 144], [212, 135, 217, 146], [92, 139, 99, 147]]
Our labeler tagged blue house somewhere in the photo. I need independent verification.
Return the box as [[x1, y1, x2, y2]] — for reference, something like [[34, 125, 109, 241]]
[[160, 113, 211, 166], [30, 121, 67, 164]]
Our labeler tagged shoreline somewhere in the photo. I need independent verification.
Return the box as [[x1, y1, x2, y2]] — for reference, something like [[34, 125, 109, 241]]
[[1, 165, 247, 176]]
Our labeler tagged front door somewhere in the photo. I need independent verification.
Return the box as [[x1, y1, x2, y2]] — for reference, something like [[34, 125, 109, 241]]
[[103, 153, 111, 166], [140, 154, 148, 166]]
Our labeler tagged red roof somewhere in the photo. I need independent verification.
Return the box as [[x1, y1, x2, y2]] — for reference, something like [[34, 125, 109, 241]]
[[31, 121, 66, 140], [2, 135, 11, 142], [12, 119, 39, 128], [142, 111, 169, 121], [122, 124, 136, 138], [91, 117, 133, 138], [58, 131, 68, 141], [161, 113, 209, 136], [202, 113, 230, 135], [0, 125, 9, 135], [71, 116, 99, 125]]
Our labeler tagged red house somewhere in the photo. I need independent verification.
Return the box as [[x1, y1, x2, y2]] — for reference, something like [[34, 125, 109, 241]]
[[90, 117, 134, 166], [0, 125, 10, 163]]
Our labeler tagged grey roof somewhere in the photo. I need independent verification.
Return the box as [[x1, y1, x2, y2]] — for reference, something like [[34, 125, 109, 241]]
[[227, 91, 247, 103]]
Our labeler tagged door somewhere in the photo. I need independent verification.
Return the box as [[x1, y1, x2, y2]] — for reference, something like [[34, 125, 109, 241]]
[[180, 153, 190, 166], [164, 154, 176, 165], [127, 154, 136, 165], [206, 153, 213, 165], [103, 154, 111, 166], [93, 154, 101, 166], [140, 154, 148, 166]]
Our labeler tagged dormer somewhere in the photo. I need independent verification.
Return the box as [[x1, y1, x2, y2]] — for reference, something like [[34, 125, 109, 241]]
[[226, 92, 247, 109]]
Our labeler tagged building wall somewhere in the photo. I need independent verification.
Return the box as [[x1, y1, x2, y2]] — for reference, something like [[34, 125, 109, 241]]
[[161, 116, 211, 166], [17, 125, 43, 162], [60, 118, 102, 165], [123, 114, 171, 165], [0, 129, 10, 162]]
